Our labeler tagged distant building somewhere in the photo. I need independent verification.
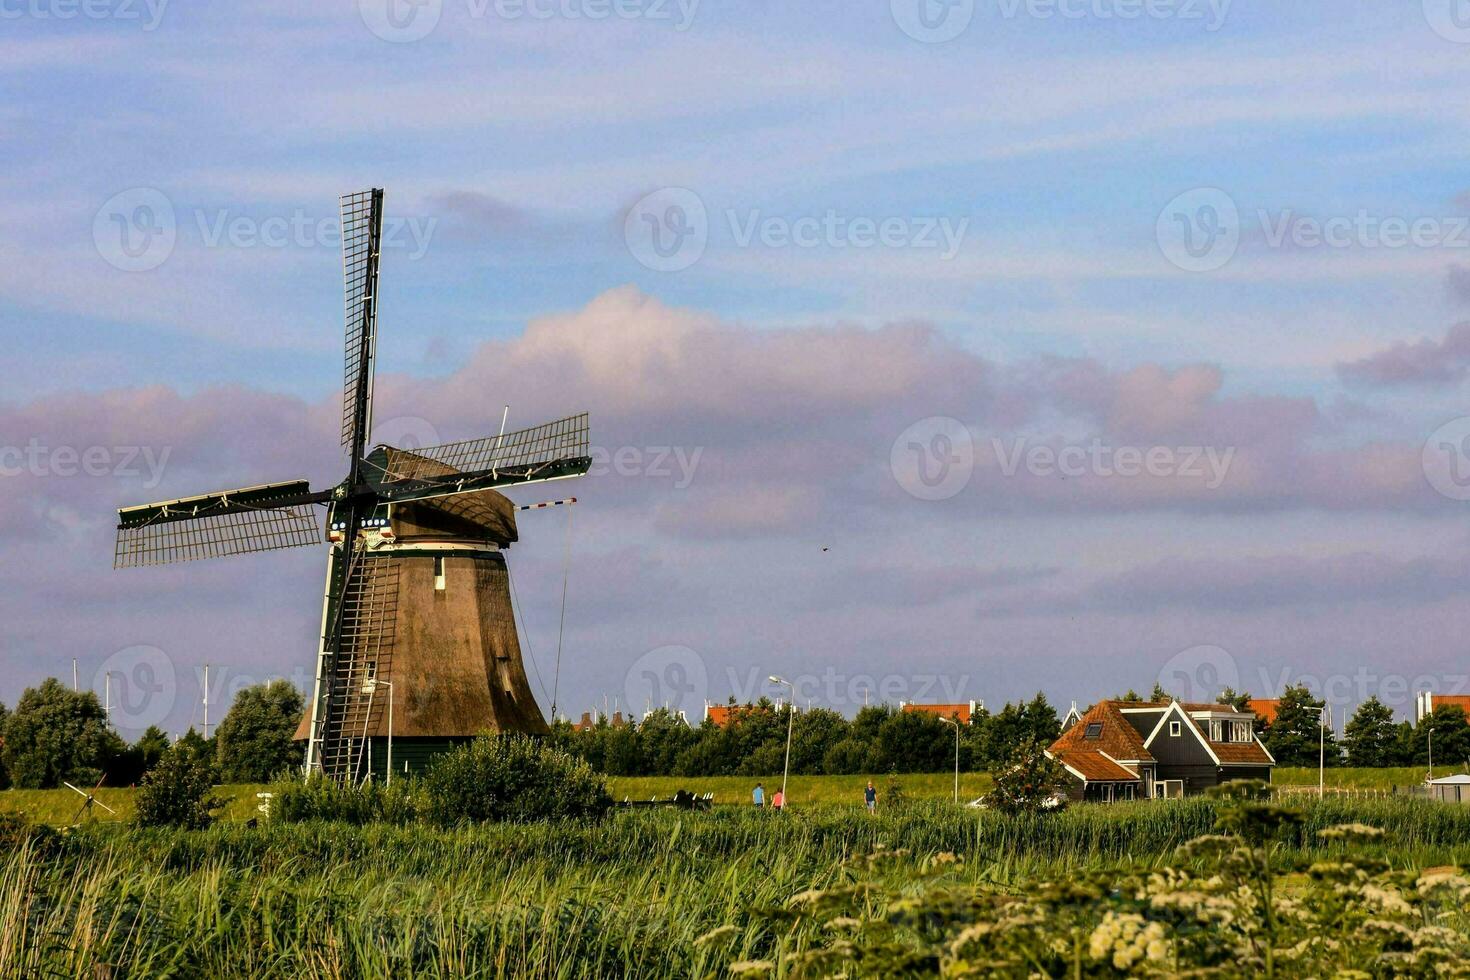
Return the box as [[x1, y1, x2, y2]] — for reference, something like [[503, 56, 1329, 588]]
[[575, 710, 631, 731], [1061, 701, 1085, 732], [1415, 692, 1470, 724], [703, 701, 794, 728], [1427, 774, 1470, 804], [1047, 700, 1274, 803], [899, 701, 983, 725]]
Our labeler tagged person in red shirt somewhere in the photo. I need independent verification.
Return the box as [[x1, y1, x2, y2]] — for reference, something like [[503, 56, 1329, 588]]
[[771, 789, 785, 810]]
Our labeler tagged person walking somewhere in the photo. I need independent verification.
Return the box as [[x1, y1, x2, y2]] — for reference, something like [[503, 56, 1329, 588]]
[[752, 783, 765, 808], [771, 788, 784, 811], [864, 780, 877, 814]]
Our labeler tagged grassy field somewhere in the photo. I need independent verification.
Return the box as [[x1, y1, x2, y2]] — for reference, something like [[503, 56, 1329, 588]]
[[2, 766, 1460, 826], [4, 796, 1469, 976]]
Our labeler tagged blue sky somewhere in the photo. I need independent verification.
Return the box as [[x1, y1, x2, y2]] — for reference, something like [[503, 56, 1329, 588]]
[[5, 0, 1470, 736]]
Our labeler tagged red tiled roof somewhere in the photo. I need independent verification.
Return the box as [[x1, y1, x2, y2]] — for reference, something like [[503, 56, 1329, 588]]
[[1212, 740, 1274, 765], [1049, 701, 1154, 763], [1247, 699, 1279, 724], [1428, 695, 1470, 715], [1055, 748, 1140, 782], [902, 703, 974, 725], [705, 704, 737, 728]]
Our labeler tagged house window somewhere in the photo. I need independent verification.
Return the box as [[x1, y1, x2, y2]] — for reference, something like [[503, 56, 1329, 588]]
[[1169, 720, 1181, 737], [1084, 723, 1103, 740], [434, 556, 446, 592], [1209, 720, 1223, 742], [1231, 721, 1250, 742]]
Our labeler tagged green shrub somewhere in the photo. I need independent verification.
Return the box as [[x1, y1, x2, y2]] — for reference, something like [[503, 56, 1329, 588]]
[[269, 774, 419, 825], [134, 747, 222, 829], [421, 735, 612, 825]]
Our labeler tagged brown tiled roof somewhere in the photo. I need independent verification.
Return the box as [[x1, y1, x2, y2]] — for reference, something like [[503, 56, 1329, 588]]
[[1055, 748, 1140, 782], [1212, 741, 1274, 765], [902, 702, 974, 725], [1049, 701, 1154, 763]]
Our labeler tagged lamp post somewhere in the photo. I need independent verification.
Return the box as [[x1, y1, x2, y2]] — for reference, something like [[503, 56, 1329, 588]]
[[362, 678, 395, 785], [769, 675, 795, 808], [940, 716, 960, 804], [1428, 724, 1434, 782], [1318, 702, 1333, 799]]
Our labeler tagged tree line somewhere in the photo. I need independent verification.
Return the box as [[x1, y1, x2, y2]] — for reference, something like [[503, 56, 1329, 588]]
[[1, 675, 1464, 788], [1255, 683, 1470, 769], [549, 694, 1064, 777], [0, 677, 305, 790]]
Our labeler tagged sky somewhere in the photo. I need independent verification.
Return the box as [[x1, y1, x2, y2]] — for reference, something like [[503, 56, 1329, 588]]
[[4, 0, 1470, 737]]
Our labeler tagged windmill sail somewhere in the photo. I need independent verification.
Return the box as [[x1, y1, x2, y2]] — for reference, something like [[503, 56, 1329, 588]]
[[365, 412, 591, 502], [114, 480, 325, 567], [340, 188, 384, 460]]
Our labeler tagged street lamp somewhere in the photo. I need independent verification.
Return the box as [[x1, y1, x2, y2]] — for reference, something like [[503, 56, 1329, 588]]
[[1428, 723, 1435, 782], [361, 677, 395, 785], [939, 716, 960, 804], [1318, 702, 1333, 799], [769, 675, 795, 808]]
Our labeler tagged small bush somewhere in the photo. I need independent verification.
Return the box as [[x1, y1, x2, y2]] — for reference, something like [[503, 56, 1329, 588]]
[[270, 774, 419, 825], [134, 747, 221, 829], [422, 735, 613, 825]]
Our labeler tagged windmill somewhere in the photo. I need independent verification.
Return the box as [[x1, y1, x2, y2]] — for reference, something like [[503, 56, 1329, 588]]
[[114, 188, 591, 783]]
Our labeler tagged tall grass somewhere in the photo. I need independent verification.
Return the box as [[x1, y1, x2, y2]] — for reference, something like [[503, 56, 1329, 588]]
[[4, 797, 1470, 977]]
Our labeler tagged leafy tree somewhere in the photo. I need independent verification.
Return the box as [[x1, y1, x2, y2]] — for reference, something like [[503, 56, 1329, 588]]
[[1262, 685, 1337, 768], [214, 680, 305, 783], [1411, 706, 1470, 771], [1150, 683, 1175, 703], [1024, 692, 1062, 746], [1343, 697, 1398, 768], [0, 701, 9, 789], [1115, 689, 1145, 703], [174, 728, 215, 766], [1217, 687, 1253, 712], [135, 726, 171, 775], [1, 679, 120, 788], [134, 746, 222, 829], [983, 742, 1068, 815]]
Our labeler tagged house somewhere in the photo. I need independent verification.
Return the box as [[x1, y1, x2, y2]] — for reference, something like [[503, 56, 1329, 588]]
[[1427, 774, 1470, 804], [1415, 692, 1470, 724], [1047, 700, 1275, 802], [899, 700, 983, 725], [703, 701, 795, 728], [1061, 701, 1084, 732]]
